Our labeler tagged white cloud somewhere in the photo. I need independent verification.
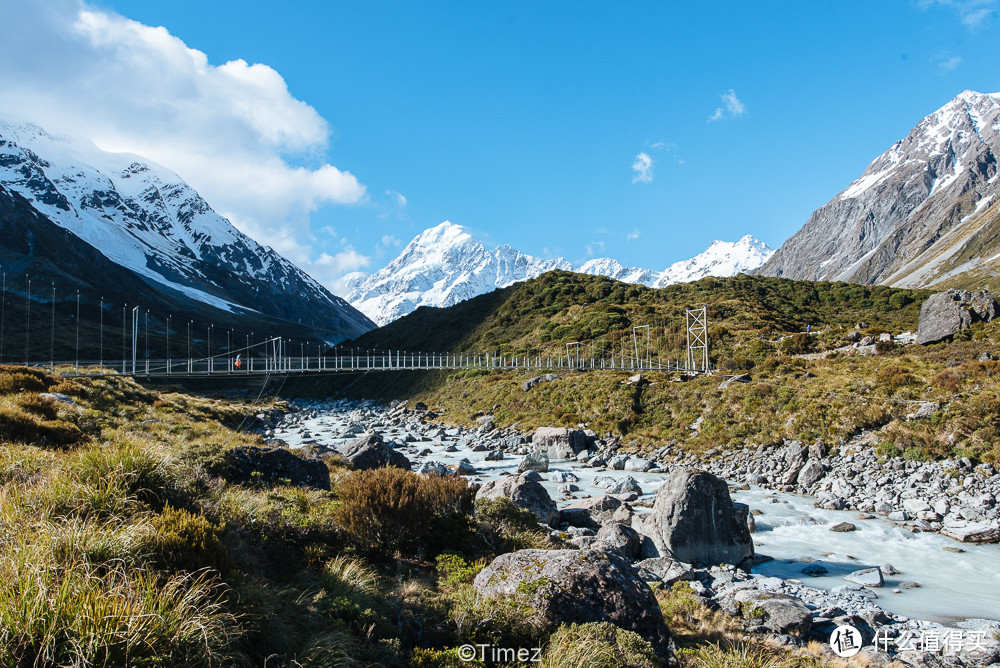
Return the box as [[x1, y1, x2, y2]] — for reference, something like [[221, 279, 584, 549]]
[[632, 152, 654, 183], [919, 0, 996, 28], [626, 228, 641, 242], [381, 234, 402, 248], [0, 1, 368, 287], [930, 52, 962, 72], [312, 247, 372, 292], [708, 89, 747, 122], [585, 241, 607, 257], [388, 190, 408, 207]]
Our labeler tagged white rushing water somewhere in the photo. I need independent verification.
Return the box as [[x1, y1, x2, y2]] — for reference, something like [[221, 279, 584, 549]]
[[274, 403, 1000, 625]]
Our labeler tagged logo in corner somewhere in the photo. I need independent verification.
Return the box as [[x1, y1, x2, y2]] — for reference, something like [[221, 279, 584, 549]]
[[830, 624, 863, 658]]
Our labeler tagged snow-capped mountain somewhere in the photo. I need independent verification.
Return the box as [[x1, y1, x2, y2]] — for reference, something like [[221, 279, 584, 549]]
[[757, 90, 1000, 288], [343, 222, 573, 325], [0, 119, 374, 341], [653, 236, 774, 287], [346, 222, 773, 325]]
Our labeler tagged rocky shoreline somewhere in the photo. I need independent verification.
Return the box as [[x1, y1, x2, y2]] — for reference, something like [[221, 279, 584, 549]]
[[266, 399, 1000, 667]]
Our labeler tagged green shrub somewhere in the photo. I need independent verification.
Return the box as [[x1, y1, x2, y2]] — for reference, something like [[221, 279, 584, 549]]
[[779, 333, 815, 356], [0, 406, 83, 447], [15, 394, 59, 419], [0, 367, 51, 394], [875, 441, 902, 459], [410, 646, 483, 668], [333, 468, 473, 557], [0, 548, 241, 667], [151, 504, 231, 574], [875, 365, 917, 392], [541, 621, 661, 668], [473, 497, 548, 553], [435, 551, 488, 588]]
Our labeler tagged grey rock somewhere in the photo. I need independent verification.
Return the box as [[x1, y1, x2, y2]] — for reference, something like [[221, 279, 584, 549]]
[[339, 433, 412, 471], [844, 567, 884, 587], [918, 290, 999, 345], [532, 426, 588, 460], [561, 495, 628, 529], [476, 473, 560, 527], [718, 373, 751, 389], [830, 522, 857, 532], [225, 446, 330, 490], [801, 563, 829, 576], [606, 475, 643, 496], [416, 461, 450, 476], [517, 448, 550, 473], [39, 392, 75, 405], [941, 521, 1000, 543], [521, 373, 559, 391], [473, 548, 676, 660], [484, 448, 504, 461], [624, 457, 654, 472], [635, 557, 695, 585], [796, 459, 826, 487], [731, 589, 812, 637], [638, 469, 754, 568], [596, 522, 642, 559]]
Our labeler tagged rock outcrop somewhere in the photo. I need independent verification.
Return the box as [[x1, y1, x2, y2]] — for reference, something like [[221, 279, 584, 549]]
[[225, 446, 330, 490], [638, 469, 754, 568], [917, 290, 998, 345], [338, 432, 412, 470], [756, 90, 1000, 290], [531, 427, 588, 460], [476, 473, 560, 527], [473, 548, 677, 662]]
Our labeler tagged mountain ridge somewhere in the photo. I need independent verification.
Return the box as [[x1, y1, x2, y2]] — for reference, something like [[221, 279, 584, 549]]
[[756, 89, 1000, 290], [345, 222, 773, 325], [0, 119, 374, 342]]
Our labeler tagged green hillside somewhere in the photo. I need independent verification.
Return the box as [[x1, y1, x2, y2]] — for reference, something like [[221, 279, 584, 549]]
[[334, 272, 1000, 465]]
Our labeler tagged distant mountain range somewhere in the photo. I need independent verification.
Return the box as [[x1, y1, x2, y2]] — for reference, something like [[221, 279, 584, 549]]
[[757, 90, 1000, 290], [344, 222, 774, 325], [0, 119, 374, 346]]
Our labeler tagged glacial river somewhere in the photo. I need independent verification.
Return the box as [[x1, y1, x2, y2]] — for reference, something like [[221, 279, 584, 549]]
[[275, 403, 1000, 625]]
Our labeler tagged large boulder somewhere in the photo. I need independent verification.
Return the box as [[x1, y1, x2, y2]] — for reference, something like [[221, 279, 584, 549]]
[[476, 473, 560, 527], [521, 373, 559, 391], [638, 469, 754, 569], [730, 589, 812, 637], [796, 459, 826, 488], [517, 448, 550, 473], [473, 548, 677, 662], [596, 522, 642, 559], [532, 426, 588, 460], [561, 495, 631, 529], [226, 446, 330, 490], [917, 289, 998, 345], [339, 432, 412, 470]]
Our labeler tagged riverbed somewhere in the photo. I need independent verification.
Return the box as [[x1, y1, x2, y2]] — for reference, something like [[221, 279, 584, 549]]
[[272, 400, 1000, 626]]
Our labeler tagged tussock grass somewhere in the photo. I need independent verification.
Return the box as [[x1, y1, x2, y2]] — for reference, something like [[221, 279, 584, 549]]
[[0, 547, 239, 667], [540, 621, 661, 667]]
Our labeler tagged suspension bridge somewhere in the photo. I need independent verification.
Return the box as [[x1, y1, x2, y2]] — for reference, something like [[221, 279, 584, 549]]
[[0, 273, 712, 379]]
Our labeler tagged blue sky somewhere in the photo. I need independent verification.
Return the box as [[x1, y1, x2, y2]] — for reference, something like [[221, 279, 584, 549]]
[[1, 1, 998, 292]]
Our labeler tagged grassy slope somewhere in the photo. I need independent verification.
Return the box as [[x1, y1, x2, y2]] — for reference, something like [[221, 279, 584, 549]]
[[0, 365, 878, 667], [334, 272, 1000, 464]]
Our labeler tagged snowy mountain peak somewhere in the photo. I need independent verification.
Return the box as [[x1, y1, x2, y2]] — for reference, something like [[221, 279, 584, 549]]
[[758, 89, 1000, 288], [347, 224, 773, 325], [0, 117, 373, 340]]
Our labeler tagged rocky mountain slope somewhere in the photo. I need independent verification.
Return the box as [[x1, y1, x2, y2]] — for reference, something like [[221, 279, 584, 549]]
[[0, 119, 374, 342], [757, 90, 1000, 289], [345, 222, 773, 325]]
